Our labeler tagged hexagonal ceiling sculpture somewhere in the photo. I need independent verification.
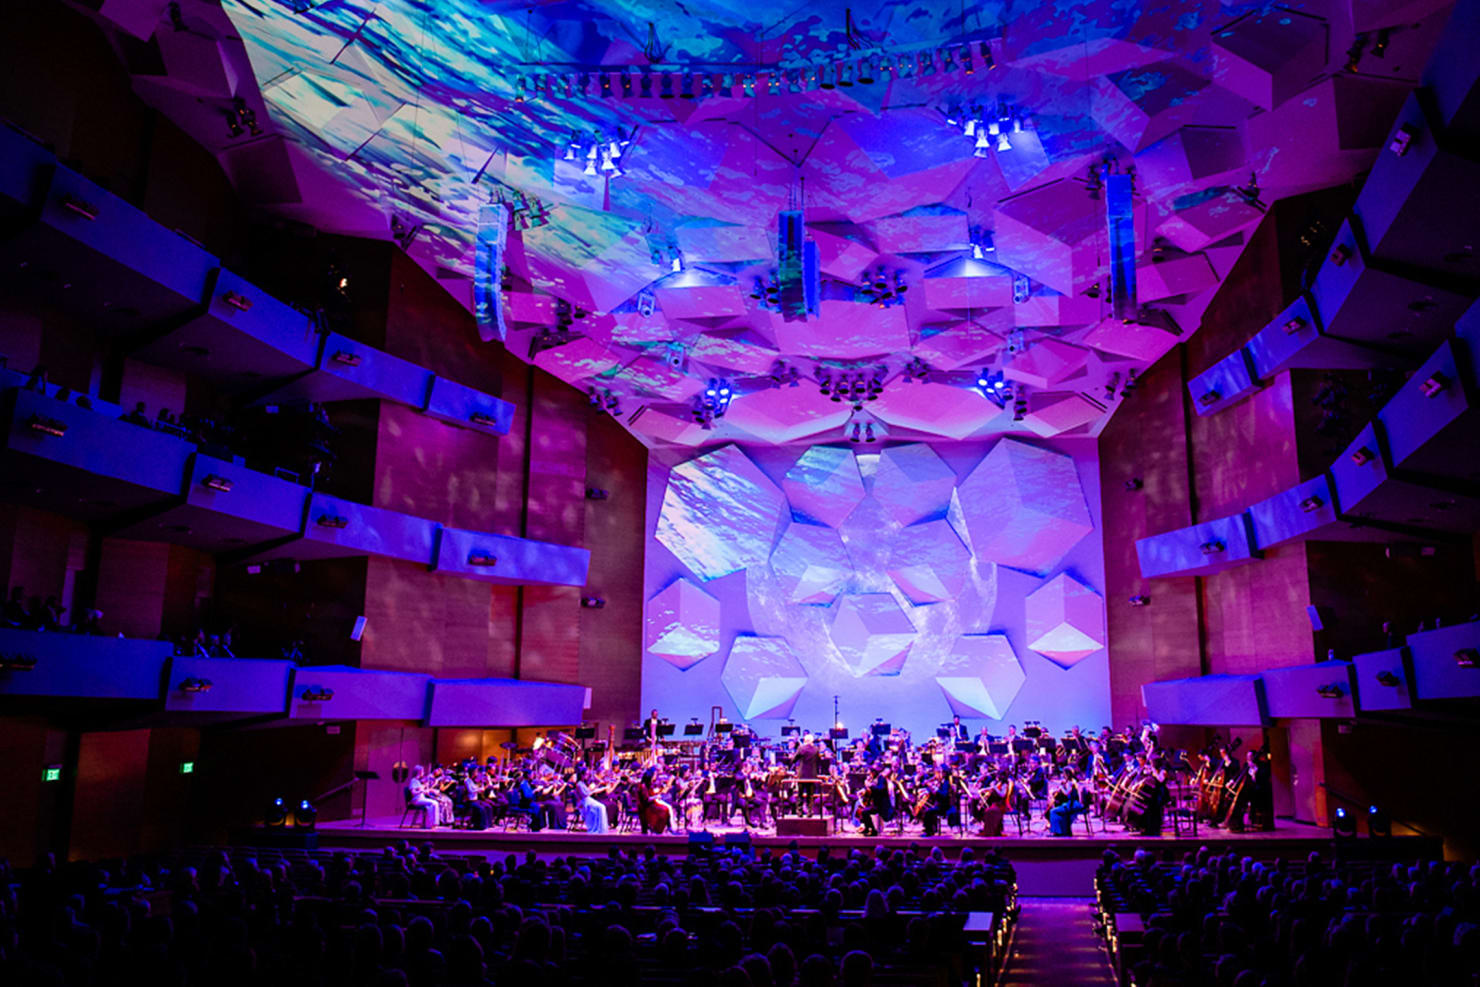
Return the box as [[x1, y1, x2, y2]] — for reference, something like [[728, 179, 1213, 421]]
[[957, 439, 1093, 575], [722, 636, 808, 720], [782, 445, 866, 528], [157, 0, 1453, 450], [770, 521, 853, 606], [886, 518, 972, 604], [646, 578, 723, 671], [872, 443, 957, 527], [936, 634, 1027, 720], [829, 593, 917, 677], [1025, 572, 1106, 669], [655, 443, 785, 580]]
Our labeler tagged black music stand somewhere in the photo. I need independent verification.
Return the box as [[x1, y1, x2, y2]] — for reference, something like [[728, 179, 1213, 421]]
[[1012, 739, 1035, 754], [355, 770, 379, 828], [715, 720, 734, 734], [871, 722, 891, 736], [828, 727, 848, 741], [781, 724, 801, 737], [657, 721, 676, 738], [988, 742, 1009, 756], [573, 726, 596, 740], [683, 722, 704, 737], [623, 727, 644, 743]]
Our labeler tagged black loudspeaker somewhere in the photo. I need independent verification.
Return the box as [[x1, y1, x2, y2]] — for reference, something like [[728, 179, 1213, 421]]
[[775, 816, 829, 837], [1306, 605, 1328, 631]]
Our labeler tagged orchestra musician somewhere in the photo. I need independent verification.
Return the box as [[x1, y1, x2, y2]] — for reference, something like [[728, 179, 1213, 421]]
[[920, 768, 954, 836], [732, 763, 765, 829], [950, 715, 970, 742], [636, 766, 673, 835], [575, 769, 609, 834], [1048, 768, 1085, 836], [978, 770, 1011, 837]]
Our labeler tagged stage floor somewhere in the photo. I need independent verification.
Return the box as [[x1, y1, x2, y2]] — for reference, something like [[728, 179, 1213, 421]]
[[310, 814, 1411, 862]]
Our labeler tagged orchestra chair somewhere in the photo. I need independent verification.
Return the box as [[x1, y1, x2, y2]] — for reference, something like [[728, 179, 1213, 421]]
[[617, 792, 640, 833], [399, 788, 434, 829], [1169, 793, 1199, 838]]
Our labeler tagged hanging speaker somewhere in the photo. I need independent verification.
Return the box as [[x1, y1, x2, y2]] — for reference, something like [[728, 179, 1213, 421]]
[[350, 616, 368, 641]]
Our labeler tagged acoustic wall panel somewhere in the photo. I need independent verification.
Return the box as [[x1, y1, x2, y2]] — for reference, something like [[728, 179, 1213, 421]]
[[1261, 661, 1357, 719], [1142, 674, 1267, 726]]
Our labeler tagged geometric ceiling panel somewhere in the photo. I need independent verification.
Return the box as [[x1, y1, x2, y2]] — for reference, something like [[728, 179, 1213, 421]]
[[829, 593, 917, 677], [655, 443, 786, 580], [886, 517, 972, 604], [1002, 338, 1090, 389], [770, 520, 853, 606], [936, 633, 1027, 720], [871, 443, 958, 527], [956, 438, 1093, 575], [721, 636, 808, 720], [646, 577, 723, 670], [183, 0, 1449, 451], [1025, 572, 1106, 668], [782, 445, 866, 528], [870, 381, 1006, 439], [1022, 391, 1107, 437]]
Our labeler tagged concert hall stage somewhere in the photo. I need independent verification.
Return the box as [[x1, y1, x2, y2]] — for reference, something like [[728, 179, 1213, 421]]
[[310, 816, 1430, 863]]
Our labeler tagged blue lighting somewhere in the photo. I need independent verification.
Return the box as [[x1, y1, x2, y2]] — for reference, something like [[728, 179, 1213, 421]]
[[1335, 807, 1347, 819]]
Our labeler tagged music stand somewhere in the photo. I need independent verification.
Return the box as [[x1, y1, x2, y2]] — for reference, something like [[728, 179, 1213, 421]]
[[1024, 726, 1042, 739], [657, 721, 676, 738], [935, 727, 951, 740], [1012, 739, 1035, 754], [623, 727, 644, 743], [733, 733, 752, 749], [781, 725, 801, 737], [1037, 737, 1055, 752], [715, 720, 734, 734], [988, 742, 1009, 756], [683, 723, 704, 737], [871, 722, 892, 736], [354, 770, 379, 828], [573, 725, 596, 740], [829, 727, 848, 741]]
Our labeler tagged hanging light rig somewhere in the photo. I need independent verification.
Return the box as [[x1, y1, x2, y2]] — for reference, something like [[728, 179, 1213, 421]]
[[563, 127, 635, 178]]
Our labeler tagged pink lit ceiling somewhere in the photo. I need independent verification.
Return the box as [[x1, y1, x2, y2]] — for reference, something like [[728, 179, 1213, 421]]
[[102, 0, 1454, 446]]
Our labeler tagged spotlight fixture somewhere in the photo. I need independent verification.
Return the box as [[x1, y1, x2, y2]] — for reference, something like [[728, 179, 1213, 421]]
[[265, 797, 288, 827], [1455, 648, 1479, 668], [1128, 595, 1151, 607], [24, 414, 67, 438], [1315, 682, 1346, 699], [769, 360, 802, 388], [865, 422, 876, 443], [300, 686, 335, 703], [1012, 393, 1027, 422], [1298, 495, 1326, 513], [581, 596, 606, 609], [179, 677, 213, 694], [201, 474, 234, 493], [1199, 540, 1226, 555], [1333, 806, 1356, 839], [467, 551, 498, 567], [1367, 805, 1391, 838], [1388, 124, 1416, 157], [1197, 389, 1222, 407], [1374, 670, 1402, 687], [0, 652, 39, 671], [1350, 446, 1375, 466], [295, 799, 317, 829], [1282, 315, 1308, 335]]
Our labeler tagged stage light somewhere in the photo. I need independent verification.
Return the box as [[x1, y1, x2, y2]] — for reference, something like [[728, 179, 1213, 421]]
[[179, 677, 213, 694], [1198, 389, 1222, 406], [24, 414, 67, 438], [980, 41, 995, 70], [997, 132, 1012, 152], [858, 58, 875, 84], [1350, 446, 1375, 466], [1316, 682, 1346, 699], [1333, 806, 1356, 839], [1199, 540, 1226, 555], [180, 760, 195, 775], [1128, 595, 1151, 607], [300, 686, 335, 703], [295, 799, 317, 828], [1367, 805, 1391, 837], [1420, 372, 1448, 397], [1456, 648, 1479, 668], [585, 487, 610, 500], [865, 422, 876, 443], [266, 797, 288, 827], [581, 596, 605, 609], [42, 765, 62, 783]]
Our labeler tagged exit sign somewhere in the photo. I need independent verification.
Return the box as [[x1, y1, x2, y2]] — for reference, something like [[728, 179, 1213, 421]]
[[180, 761, 195, 775], [42, 766, 61, 783]]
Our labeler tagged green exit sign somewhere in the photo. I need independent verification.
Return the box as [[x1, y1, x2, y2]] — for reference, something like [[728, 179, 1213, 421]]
[[180, 761, 195, 775], [42, 766, 61, 783]]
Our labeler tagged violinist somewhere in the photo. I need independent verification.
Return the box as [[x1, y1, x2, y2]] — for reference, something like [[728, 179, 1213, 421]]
[[920, 768, 954, 837], [733, 763, 765, 829], [1048, 768, 1085, 836], [979, 770, 1011, 837], [861, 768, 890, 836]]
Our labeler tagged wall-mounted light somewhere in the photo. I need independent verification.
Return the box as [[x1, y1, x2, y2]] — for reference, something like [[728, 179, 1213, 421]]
[[201, 474, 234, 493], [0, 652, 38, 671], [300, 686, 335, 703], [1299, 495, 1326, 513], [1330, 245, 1352, 267], [1199, 540, 1226, 555], [222, 291, 253, 312], [1388, 125, 1416, 156], [1455, 648, 1479, 668], [467, 552, 497, 567], [1350, 446, 1375, 466], [1316, 682, 1346, 699], [1419, 372, 1448, 398], [585, 487, 610, 500], [60, 196, 98, 221], [1197, 389, 1222, 406], [1374, 670, 1402, 687], [1128, 595, 1151, 607], [1282, 316, 1307, 335], [581, 596, 606, 609], [331, 350, 362, 367], [24, 414, 67, 437], [469, 412, 501, 428], [316, 514, 350, 529], [179, 677, 214, 694]]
